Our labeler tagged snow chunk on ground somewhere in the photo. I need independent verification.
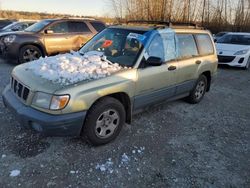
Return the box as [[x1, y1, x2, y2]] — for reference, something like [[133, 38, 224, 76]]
[[26, 51, 124, 86], [10, 170, 20, 177], [95, 158, 114, 174], [1, 154, 6, 158]]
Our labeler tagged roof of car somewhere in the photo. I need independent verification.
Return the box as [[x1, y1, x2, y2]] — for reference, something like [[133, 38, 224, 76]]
[[227, 32, 250, 35]]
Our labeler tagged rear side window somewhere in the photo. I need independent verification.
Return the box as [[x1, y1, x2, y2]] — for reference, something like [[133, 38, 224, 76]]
[[68, 21, 91, 33], [90, 22, 106, 32], [177, 34, 198, 59], [195, 34, 214, 55]]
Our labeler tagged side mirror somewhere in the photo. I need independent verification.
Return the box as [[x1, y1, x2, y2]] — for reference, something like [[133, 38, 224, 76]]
[[146, 56, 163, 66], [44, 29, 54, 34]]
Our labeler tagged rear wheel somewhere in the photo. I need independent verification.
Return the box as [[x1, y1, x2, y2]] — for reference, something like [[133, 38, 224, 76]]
[[186, 75, 208, 104], [83, 97, 125, 146], [18, 45, 42, 63]]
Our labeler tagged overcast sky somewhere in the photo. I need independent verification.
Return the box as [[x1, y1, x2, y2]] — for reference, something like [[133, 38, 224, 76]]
[[0, 0, 111, 16]]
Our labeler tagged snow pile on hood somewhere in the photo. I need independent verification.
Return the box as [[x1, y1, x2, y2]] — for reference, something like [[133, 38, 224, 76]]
[[26, 51, 124, 85]]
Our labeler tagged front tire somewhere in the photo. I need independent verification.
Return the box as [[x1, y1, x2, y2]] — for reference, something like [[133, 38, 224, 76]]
[[186, 75, 208, 104], [243, 57, 250, 70], [83, 97, 126, 146], [18, 45, 42, 64]]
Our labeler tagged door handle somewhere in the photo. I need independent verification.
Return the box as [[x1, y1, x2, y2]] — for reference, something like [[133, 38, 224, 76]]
[[196, 60, 202, 65], [168, 65, 177, 71]]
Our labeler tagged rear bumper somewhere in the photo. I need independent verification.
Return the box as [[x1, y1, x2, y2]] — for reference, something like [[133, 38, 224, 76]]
[[2, 85, 86, 136]]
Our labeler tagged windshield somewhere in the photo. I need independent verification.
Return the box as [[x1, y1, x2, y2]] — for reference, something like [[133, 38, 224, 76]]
[[0, 21, 13, 29], [2, 22, 18, 30], [80, 28, 147, 67], [217, 34, 250, 45], [25, 20, 53, 32]]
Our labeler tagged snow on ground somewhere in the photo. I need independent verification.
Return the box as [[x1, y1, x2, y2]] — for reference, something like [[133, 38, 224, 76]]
[[10, 170, 20, 177], [95, 147, 145, 174], [26, 51, 124, 86]]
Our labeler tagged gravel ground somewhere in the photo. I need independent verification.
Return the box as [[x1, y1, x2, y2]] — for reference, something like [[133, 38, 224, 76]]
[[0, 59, 249, 188]]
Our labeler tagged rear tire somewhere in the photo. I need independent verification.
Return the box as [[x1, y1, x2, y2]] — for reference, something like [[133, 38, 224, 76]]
[[186, 75, 208, 104], [18, 45, 42, 64], [83, 97, 125, 146]]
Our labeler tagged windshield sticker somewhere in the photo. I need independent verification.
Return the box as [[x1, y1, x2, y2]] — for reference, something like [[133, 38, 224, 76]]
[[102, 40, 113, 48]]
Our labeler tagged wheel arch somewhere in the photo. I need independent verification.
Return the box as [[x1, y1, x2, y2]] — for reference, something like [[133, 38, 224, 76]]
[[19, 42, 47, 57], [87, 92, 132, 124], [201, 71, 211, 92]]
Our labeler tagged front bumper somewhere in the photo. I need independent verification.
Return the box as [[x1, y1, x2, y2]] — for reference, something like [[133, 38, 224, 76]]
[[0, 42, 19, 62], [218, 54, 250, 67], [2, 85, 87, 136]]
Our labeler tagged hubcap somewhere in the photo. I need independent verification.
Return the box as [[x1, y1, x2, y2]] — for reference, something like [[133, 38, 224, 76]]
[[23, 49, 41, 62], [194, 80, 206, 100], [95, 109, 120, 139]]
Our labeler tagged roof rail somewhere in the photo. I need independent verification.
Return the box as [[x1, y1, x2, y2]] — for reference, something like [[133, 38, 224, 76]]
[[126, 20, 204, 29]]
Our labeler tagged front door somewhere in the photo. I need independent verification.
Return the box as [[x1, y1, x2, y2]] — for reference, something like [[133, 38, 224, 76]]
[[134, 32, 178, 110], [43, 21, 72, 55]]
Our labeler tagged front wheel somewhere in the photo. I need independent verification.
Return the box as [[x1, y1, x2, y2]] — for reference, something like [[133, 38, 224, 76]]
[[186, 75, 208, 104], [243, 57, 250, 70], [83, 97, 126, 146], [18, 45, 42, 64]]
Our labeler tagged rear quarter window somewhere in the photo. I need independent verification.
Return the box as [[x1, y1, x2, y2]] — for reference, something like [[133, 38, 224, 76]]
[[90, 22, 106, 32], [177, 34, 198, 59], [195, 34, 214, 55]]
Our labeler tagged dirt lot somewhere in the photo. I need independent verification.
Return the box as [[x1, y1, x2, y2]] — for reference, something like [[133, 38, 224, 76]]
[[0, 59, 249, 188]]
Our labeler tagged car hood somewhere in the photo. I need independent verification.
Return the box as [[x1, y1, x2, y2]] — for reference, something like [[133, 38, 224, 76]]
[[216, 43, 250, 55], [0, 31, 35, 37], [12, 60, 132, 95]]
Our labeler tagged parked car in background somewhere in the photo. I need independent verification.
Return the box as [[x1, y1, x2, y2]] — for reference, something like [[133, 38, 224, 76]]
[[0, 18, 106, 63], [2, 21, 217, 145], [0, 21, 36, 33], [0, 19, 17, 29], [216, 32, 250, 69], [213, 31, 228, 42]]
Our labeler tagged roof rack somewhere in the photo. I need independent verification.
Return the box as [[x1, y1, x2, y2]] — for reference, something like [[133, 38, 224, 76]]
[[126, 20, 204, 29]]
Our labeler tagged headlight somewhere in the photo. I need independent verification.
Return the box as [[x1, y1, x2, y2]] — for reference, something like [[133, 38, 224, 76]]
[[50, 95, 70, 110], [32, 92, 70, 110], [234, 49, 249, 55], [4, 35, 16, 44]]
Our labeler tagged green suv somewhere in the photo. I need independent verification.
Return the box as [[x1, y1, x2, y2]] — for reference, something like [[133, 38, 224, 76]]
[[2, 22, 218, 145]]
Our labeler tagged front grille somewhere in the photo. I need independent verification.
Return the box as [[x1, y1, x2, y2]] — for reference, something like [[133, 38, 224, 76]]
[[218, 55, 236, 63], [11, 77, 30, 101]]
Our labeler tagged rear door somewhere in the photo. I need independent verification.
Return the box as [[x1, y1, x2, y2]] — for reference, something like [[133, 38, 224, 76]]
[[175, 33, 201, 94], [134, 31, 178, 110], [68, 21, 94, 51], [43, 21, 71, 54]]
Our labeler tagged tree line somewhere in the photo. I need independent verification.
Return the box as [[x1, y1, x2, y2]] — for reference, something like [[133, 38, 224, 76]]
[[110, 0, 250, 33]]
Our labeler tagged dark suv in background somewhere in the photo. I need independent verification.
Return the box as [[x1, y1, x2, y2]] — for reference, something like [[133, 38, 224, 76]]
[[0, 18, 106, 63]]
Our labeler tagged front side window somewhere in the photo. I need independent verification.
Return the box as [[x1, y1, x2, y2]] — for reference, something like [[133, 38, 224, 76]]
[[68, 21, 91, 33], [146, 34, 165, 60], [80, 28, 146, 67], [47, 22, 69, 33], [177, 34, 198, 59], [195, 34, 214, 55]]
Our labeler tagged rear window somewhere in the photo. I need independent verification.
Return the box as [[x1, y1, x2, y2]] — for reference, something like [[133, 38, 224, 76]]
[[195, 34, 214, 55], [0, 21, 13, 29], [90, 22, 106, 32], [68, 21, 91, 33], [177, 34, 198, 59]]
